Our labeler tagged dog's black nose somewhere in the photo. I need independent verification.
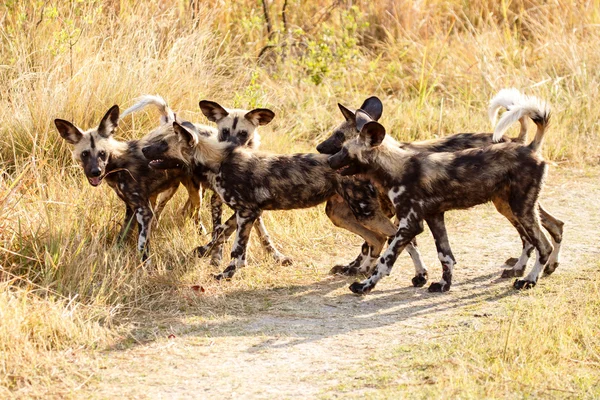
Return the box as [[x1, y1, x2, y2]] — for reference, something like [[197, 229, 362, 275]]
[[90, 168, 102, 177], [141, 146, 149, 156]]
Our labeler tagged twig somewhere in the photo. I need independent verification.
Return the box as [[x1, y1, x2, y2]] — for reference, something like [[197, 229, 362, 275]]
[[261, 0, 273, 40]]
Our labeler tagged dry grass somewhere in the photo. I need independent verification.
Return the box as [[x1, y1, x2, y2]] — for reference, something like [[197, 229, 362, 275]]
[[325, 268, 600, 399], [1, 0, 600, 397]]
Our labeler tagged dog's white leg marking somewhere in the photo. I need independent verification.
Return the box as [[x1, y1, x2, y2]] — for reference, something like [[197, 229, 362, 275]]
[[136, 208, 146, 252], [406, 242, 427, 276], [254, 218, 291, 264]]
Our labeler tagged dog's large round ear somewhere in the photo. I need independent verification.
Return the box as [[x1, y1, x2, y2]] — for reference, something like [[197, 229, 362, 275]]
[[360, 121, 386, 147], [98, 105, 120, 138], [355, 109, 374, 132], [173, 121, 198, 147], [337, 103, 355, 122], [244, 108, 275, 126], [360, 96, 383, 121], [54, 119, 83, 145], [199, 100, 229, 123]]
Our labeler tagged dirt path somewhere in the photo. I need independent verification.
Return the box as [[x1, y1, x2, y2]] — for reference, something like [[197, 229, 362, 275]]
[[81, 167, 600, 399]]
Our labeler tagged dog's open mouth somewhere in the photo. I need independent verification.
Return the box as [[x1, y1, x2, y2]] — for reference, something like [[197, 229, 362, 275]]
[[336, 165, 351, 174], [87, 176, 104, 187]]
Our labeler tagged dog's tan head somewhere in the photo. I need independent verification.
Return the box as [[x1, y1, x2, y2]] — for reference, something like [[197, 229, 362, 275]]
[[199, 100, 274, 149], [327, 109, 387, 175], [316, 96, 383, 155], [55, 105, 127, 186], [142, 121, 228, 171]]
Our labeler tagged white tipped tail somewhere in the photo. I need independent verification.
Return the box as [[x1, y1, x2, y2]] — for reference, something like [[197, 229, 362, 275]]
[[120, 95, 175, 124], [491, 91, 551, 152], [488, 88, 524, 128]]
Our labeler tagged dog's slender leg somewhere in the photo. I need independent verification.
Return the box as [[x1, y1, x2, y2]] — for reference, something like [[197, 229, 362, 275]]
[[214, 209, 259, 280], [253, 217, 292, 265], [184, 180, 205, 234], [404, 237, 428, 287], [119, 206, 135, 241], [135, 206, 154, 262], [349, 202, 424, 295], [154, 185, 178, 221], [195, 213, 237, 265], [425, 213, 456, 292], [511, 201, 553, 290], [325, 196, 387, 275], [492, 196, 534, 278], [539, 204, 564, 275], [210, 192, 223, 233]]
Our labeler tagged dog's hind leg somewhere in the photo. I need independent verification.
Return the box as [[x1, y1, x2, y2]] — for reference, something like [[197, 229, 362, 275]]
[[425, 213, 456, 292], [253, 218, 292, 265], [326, 196, 387, 276], [214, 209, 260, 280], [153, 185, 178, 221], [182, 179, 206, 234], [539, 204, 564, 275], [509, 191, 553, 289], [493, 196, 534, 278]]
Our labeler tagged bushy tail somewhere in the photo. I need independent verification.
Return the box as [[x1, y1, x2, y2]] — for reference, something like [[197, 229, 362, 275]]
[[491, 89, 551, 152], [120, 95, 175, 124]]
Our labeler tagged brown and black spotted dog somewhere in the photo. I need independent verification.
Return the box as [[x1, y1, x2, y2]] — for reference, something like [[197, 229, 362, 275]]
[[142, 100, 292, 267], [55, 102, 211, 262], [328, 93, 556, 294], [142, 101, 350, 280], [318, 89, 563, 286]]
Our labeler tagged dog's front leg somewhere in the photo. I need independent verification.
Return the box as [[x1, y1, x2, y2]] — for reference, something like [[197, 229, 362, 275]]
[[135, 206, 154, 262], [349, 206, 424, 295], [253, 217, 292, 265], [425, 213, 456, 292], [118, 206, 135, 241], [195, 213, 237, 265], [214, 209, 259, 280]]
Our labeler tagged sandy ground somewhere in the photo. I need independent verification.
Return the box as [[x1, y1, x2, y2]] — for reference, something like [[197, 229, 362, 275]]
[[75, 167, 599, 399]]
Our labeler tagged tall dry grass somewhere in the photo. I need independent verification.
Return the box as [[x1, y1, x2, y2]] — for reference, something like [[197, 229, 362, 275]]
[[1, 0, 600, 395]]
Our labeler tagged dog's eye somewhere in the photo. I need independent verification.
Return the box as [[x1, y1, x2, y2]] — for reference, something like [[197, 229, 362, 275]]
[[98, 150, 106, 159], [238, 131, 248, 139], [81, 151, 89, 158], [335, 131, 345, 141]]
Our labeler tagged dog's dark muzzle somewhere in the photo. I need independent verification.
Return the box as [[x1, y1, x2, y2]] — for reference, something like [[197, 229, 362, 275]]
[[316, 137, 342, 155], [328, 147, 350, 170]]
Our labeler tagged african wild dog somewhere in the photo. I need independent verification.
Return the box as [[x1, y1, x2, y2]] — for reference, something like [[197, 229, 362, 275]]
[[318, 91, 563, 285], [178, 100, 409, 280], [56, 104, 196, 261], [142, 100, 348, 280], [142, 100, 292, 267], [328, 93, 556, 294]]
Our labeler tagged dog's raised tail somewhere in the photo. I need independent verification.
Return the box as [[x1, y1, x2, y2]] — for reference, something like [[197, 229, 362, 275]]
[[492, 92, 550, 152], [120, 95, 175, 124]]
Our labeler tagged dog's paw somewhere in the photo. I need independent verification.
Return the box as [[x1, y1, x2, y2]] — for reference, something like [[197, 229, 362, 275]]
[[411, 272, 428, 287], [502, 257, 519, 268], [276, 256, 293, 266], [427, 282, 450, 293], [513, 279, 536, 290], [194, 245, 211, 257], [349, 281, 373, 295], [543, 262, 559, 276], [330, 265, 359, 276], [501, 268, 525, 278]]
